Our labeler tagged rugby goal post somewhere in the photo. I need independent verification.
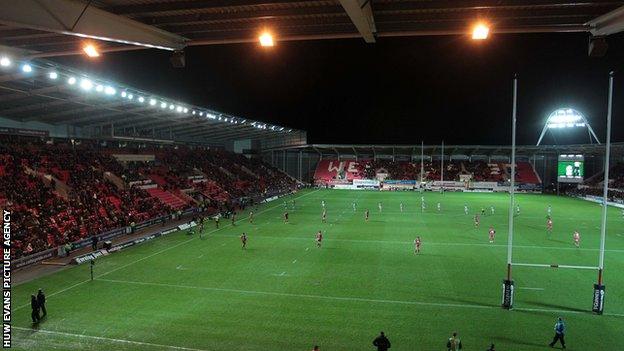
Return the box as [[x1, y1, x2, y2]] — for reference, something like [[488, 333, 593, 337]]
[[501, 73, 613, 315]]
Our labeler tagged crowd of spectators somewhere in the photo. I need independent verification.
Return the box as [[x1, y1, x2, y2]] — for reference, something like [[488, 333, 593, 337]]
[[0, 135, 297, 258]]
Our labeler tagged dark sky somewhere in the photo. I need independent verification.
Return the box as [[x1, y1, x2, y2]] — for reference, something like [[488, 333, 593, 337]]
[[56, 32, 624, 145]]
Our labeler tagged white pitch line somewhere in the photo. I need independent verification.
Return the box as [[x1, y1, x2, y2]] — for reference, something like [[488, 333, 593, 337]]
[[12, 326, 210, 351], [518, 287, 545, 291], [97, 278, 624, 318], [210, 234, 624, 253], [14, 189, 320, 310]]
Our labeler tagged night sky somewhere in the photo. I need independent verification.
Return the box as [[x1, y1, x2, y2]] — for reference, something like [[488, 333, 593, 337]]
[[56, 32, 624, 145]]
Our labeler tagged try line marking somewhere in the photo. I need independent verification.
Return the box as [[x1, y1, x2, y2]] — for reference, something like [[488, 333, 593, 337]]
[[98, 278, 624, 318], [13, 326, 209, 351], [518, 287, 545, 291], [14, 189, 320, 310]]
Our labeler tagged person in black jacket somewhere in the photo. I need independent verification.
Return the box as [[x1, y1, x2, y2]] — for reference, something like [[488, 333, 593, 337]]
[[91, 235, 98, 251], [30, 295, 40, 323], [37, 289, 46, 317], [372, 331, 391, 351]]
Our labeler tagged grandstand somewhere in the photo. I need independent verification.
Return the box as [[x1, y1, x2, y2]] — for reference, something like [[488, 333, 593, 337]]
[[2, 1, 624, 351]]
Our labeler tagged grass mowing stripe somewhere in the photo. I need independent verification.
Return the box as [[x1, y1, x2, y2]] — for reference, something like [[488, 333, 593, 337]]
[[14, 189, 320, 310], [97, 277, 624, 318], [13, 326, 210, 351]]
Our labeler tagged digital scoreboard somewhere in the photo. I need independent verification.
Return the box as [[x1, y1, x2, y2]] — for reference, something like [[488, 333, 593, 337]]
[[558, 154, 584, 183]]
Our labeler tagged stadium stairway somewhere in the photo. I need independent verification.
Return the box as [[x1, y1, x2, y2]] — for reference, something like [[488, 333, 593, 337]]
[[516, 162, 541, 184], [146, 187, 188, 209]]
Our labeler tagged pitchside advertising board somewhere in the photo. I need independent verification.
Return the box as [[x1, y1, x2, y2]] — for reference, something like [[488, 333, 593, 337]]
[[558, 154, 584, 183]]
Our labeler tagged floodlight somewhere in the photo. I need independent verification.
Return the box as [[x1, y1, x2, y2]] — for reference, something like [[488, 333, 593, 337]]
[[259, 32, 274, 47], [149, 99, 157, 106], [199, 112, 203, 116], [183, 108, 188, 113], [21, 64, 33, 73], [472, 23, 489, 40], [192, 111, 196, 115], [0, 57, 11, 67], [121, 91, 127, 97], [80, 78, 93, 91], [49, 71, 58, 80], [160, 102, 167, 109], [138, 96, 145, 103], [176, 106, 183, 113], [537, 107, 601, 145], [68, 77, 77, 85], [83, 44, 100, 58], [104, 86, 116, 95], [95, 85, 104, 92], [169, 104, 175, 110], [127, 94, 134, 100]]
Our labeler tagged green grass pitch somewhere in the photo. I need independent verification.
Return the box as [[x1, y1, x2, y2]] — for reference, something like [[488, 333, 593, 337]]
[[11, 189, 624, 350]]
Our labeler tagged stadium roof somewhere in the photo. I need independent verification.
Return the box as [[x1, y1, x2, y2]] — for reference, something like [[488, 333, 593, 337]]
[[271, 143, 624, 157], [1, 1, 624, 59], [0, 59, 306, 146]]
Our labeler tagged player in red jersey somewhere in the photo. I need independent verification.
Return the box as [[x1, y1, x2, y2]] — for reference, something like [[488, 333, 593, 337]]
[[414, 236, 422, 254], [316, 230, 323, 248], [488, 226, 496, 243], [283, 211, 289, 223], [322, 209, 327, 223], [240, 232, 248, 249], [547, 217, 553, 234], [365, 209, 369, 222], [573, 230, 580, 248], [474, 214, 480, 228]]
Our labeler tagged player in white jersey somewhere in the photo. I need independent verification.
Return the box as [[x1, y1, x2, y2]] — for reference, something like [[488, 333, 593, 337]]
[[573, 230, 580, 248], [378, 202, 383, 212], [437, 202, 441, 212], [490, 205, 495, 215], [516, 204, 521, 216], [352, 201, 357, 212], [400, 202, 404, 212], [321, 200, 325, 208], [464, 204, 469, 215], [547, 204, 552, 216], [421, 201, 426, 212]]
